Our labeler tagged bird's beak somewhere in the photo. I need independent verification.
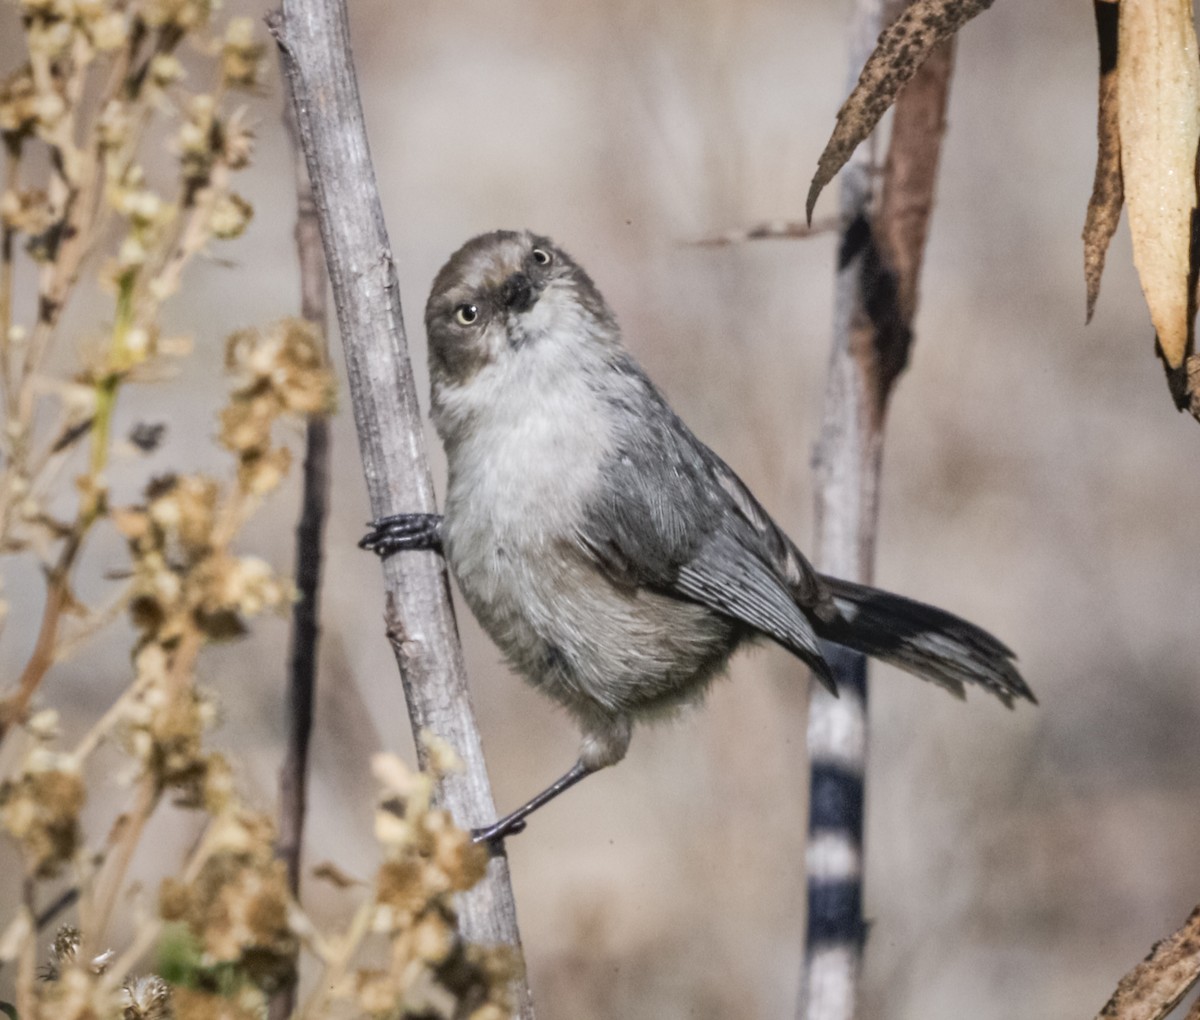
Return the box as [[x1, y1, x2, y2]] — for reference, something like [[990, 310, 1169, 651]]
[[501, 272, 536, 313]]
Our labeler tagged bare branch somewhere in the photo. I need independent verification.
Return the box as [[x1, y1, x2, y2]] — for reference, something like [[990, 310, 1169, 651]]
[[267, 4, 534, 1014], [689, 218, 841, 247]]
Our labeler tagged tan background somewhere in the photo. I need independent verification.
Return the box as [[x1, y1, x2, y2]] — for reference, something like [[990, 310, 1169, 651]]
[[3, 2, 1199, 1018]]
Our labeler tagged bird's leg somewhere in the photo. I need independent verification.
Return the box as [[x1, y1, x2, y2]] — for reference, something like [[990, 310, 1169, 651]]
[[359, 512, 444, 557], [472, 760, 597, 847], [473, 716, 631, 846]]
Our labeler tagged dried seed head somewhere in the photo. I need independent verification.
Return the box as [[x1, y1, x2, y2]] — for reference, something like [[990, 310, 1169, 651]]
[[40, 925, 114, 982], [220, 18, 265, 90], [50, 924, 81, 966], [220, 318, 333, 494], [121, 974, 173, 1020], [208, 193, 252, 239], [0, 752, 85, 878], [0, 66, 40, 140], [159, 810, 298, 993], [147, 53, 185, 90], [140, 0, 213, 32]]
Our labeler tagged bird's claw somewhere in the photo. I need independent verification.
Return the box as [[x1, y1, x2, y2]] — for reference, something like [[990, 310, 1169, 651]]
[[471, 817, 528, 851], [359, 512, 444, 558]]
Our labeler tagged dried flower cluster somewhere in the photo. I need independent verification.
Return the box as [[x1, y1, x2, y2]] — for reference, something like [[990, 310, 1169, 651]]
[[122, 974, 173, 1020], [0, 316, 328, 1013], [298, 743, 516, 1020], [40, 924, 114, 981], [5, 747, 515, 1020], [0, 0, 267, 743], [15, 921, 167, 1019], [160, 810, 297, 997], [0, 748, 84, 878], [221, 318, 336, 495]]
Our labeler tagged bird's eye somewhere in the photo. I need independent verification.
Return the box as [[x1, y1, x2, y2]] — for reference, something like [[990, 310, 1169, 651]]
[[454, 304, 478, 326], [531, 247, 552, 266]]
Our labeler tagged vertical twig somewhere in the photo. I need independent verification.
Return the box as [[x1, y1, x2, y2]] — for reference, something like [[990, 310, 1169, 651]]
[[799, 3, 955, 1017], [270, 86, 332, 1020], [267, 5, 535, 1017], [15, 888, 35, 1020], [88, 775, 159, 953]]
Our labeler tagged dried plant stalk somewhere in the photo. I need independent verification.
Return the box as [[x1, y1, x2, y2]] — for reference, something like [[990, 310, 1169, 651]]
[[269, 1, 535, 1015], [800, 4, 955, 1020]]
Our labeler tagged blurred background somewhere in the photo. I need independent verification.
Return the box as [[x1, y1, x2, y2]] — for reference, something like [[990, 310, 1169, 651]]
[[4, 1, 1200, 1017]]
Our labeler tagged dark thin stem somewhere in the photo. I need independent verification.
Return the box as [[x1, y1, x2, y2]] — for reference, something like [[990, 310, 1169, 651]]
[[35, 886, 79, 933], [270, 85, 332, 1020], [799, 3, 955, 1018], [268, 4, 534, 1015], [277, 424, 328, 888]]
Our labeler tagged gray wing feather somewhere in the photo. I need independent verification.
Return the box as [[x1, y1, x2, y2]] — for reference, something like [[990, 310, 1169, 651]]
[[577, 358, 834, 687], [674, 530, 826, 669]]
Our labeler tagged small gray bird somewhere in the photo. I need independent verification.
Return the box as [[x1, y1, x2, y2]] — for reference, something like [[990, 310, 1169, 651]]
[[363, 229, 1035, 844]]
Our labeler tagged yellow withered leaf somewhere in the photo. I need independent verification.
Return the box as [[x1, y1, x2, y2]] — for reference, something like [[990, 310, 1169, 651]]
[[1083, 0, 1123, 323], [806, 0, 994, 223], [1118, 0, 1200, 370]]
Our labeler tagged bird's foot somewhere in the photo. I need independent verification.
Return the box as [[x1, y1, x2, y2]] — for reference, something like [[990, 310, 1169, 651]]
[[359, 512, 444, 557]]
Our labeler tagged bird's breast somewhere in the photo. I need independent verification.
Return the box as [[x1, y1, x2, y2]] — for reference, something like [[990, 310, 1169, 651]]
[[440, 367, 614, 639]]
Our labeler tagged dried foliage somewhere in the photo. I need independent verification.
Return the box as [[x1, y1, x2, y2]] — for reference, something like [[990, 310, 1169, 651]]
[[0, 0, 263, 741], [1083, 0, 1122, 324], [811, 0, 1200, 420], [805, 0, 993, 223], [0, 3, 514, 1019], [1114, 0, 1200, 380], [296, 744, 513, 1020], [1093, 906, 1200, 1020]]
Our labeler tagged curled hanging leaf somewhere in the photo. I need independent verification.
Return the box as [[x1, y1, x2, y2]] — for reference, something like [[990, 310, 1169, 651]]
[[1118, 0, 1200, 371], [1083, 0, 1123, 323], [806, 0, 994, 222], [1093, 906, 1200, 1020]]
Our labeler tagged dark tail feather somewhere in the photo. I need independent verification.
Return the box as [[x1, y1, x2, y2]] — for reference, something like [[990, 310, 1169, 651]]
[[812, 575, 1036, 707]]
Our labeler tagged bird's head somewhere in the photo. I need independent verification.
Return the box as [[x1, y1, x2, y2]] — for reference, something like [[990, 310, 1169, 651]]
[[424, 230, 617, 388]]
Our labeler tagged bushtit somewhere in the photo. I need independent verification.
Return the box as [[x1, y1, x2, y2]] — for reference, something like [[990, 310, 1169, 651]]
[[363, 229, 1035, 844]]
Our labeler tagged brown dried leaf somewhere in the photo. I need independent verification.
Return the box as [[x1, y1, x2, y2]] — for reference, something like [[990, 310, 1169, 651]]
[[1094, 906, 1200, 1020], [1083, 0, 1123, 322], [1118, 0, 1200, 369], [806, 0, 994, 221]]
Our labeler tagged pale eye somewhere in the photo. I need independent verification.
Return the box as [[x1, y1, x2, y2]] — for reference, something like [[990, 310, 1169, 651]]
[[454, 304, 478, 326], [531, 247, 552, 266]]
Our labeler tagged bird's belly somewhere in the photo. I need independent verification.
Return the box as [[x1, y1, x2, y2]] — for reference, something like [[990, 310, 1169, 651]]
[[447, 523, 739, 718]]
